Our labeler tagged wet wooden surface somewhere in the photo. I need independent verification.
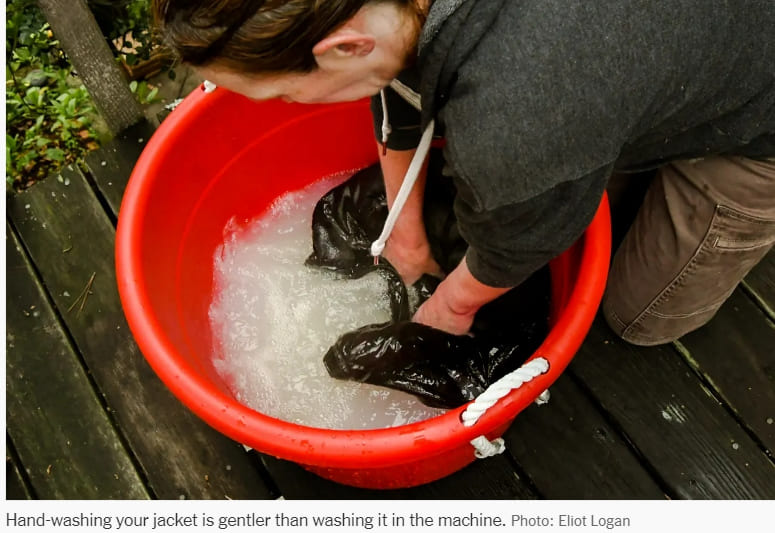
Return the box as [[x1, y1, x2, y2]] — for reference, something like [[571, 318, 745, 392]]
[[6, 118, 775, 500]]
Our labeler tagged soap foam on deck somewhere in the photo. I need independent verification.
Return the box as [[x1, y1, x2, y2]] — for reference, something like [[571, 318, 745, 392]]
[[209, 175, 446, 429]]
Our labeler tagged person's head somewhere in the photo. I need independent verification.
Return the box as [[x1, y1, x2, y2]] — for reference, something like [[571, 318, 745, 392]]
[[152, 0, 428, 103]]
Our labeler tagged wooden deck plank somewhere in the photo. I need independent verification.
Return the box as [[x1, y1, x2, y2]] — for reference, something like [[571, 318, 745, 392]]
[[6, 436, 34, 500], [6, 226, 149, 499], [259, 454, 537, 499], [84, 120, 157, 215], [571, 319, 775, 499], [675, 290, 775, 454], [6, 167, 275, 500], [504, 374, 665, 499], [742, 249, 775, 320]]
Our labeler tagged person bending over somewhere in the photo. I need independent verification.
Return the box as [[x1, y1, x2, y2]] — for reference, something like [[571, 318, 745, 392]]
[[152, 0, 775, 346]]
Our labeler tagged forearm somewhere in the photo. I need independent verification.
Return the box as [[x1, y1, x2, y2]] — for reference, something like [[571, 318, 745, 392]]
[[413, 256, 512, 335], [435, 257, 511, 317], [378, 145, 430, 249]]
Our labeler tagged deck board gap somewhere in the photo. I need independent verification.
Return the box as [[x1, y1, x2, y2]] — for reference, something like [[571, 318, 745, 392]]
[[500, 447, 545, 498], [566, 370, 675, 499], [672, 340, 775, 464], [6, 434, 37, 500], [246, 452, 283, 500], [740, 280, 775, 324], [79, 164, 119, 227]]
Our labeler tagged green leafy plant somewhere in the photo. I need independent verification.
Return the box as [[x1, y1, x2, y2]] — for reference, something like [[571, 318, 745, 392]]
[[6, 0, 101, 190], [6, 0, 168, 191], [129, 79, 160, 105]]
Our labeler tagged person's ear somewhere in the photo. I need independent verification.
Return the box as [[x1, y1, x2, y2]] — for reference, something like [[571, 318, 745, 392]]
[[312, 30, 375, 60]]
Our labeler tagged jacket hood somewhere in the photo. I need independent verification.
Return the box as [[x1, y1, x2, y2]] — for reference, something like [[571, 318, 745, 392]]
[[418, 0, 509, 128], [419, 0, 468, 52]]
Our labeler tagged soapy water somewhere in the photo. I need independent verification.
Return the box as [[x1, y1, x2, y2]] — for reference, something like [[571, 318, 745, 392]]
[[209, 175, 447, 429]]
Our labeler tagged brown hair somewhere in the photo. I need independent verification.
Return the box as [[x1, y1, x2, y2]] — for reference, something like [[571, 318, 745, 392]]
[[152, 0, 422, 74]]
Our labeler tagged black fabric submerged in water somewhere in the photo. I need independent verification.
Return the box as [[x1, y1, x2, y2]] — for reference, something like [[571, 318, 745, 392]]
[[307, 153, 550, 409]]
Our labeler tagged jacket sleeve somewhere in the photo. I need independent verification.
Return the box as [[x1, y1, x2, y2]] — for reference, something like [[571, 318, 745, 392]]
[[452, 166, 610, 288]]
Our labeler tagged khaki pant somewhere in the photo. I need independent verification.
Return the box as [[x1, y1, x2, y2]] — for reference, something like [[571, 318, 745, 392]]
[[603, 156, 775, 346]]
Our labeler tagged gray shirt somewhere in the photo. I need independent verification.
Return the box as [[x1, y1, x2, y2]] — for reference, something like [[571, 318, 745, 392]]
[[372, 0, 775, 287]]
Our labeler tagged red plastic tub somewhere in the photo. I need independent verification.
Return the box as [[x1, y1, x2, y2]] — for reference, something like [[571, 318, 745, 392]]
[[116, 85, 611, 489]]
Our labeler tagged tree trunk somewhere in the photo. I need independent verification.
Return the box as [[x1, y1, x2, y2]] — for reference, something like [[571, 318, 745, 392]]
[[37, 0, 144, 134]]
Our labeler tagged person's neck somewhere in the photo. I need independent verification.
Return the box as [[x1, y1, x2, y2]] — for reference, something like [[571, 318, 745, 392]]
[[358, 2, 425, 72]]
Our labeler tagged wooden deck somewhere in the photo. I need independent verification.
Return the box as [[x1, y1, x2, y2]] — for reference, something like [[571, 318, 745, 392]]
[[6, 118, 775, 500]]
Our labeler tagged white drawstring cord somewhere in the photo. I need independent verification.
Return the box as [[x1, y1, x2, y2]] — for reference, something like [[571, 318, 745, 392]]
[[379, 88, 392, 150], [370, 119, 435, 259]]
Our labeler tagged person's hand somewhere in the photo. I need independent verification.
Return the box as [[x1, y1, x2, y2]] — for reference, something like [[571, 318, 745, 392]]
[[412, 290, 475, 336], [412, 257, 512, 336], [382, 238, 444, 285]]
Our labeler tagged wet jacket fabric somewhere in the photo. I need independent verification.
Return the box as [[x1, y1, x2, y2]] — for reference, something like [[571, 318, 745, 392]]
[[371, 0, 775, 287], [307, 165, 550, 408]]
